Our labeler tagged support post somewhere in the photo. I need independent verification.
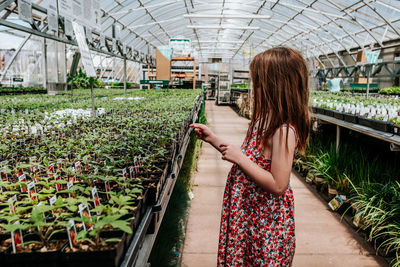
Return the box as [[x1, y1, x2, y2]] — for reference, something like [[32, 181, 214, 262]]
[[193, 58, 196, 90], [42, 38, 48, 90], [336, 125, 340, 154], [123, 57, 127, 94], [366, 65, 371, 99], [91, 81, 95, 117]]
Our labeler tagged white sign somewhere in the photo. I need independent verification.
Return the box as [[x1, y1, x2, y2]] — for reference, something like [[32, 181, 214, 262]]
[[47, 2, 58, 34], [64, 19, 73, 37], [58, 0, 100, 30], [18, 0, 33, 24], [169, 38, 191, 57], [72, 21, 96, 77]]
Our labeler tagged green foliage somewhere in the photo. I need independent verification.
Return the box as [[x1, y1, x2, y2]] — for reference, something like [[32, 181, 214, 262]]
[[0, 89, 202, 254], [379, 86, 400, 95], [301, 129, 400, 264], [67, 69, 104, 89]]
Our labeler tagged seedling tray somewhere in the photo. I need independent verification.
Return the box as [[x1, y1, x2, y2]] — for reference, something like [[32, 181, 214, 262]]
[[332, 110, 344, 120], [60, 230, 126, 267], [358, 116, 392, 133], [3, 233, 67, 267], [323, 108, 335, 117], [343, 113, 358, 124]]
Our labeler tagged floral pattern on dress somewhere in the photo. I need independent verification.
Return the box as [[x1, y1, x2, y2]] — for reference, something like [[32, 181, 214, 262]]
[[217, 125, 296, 267]]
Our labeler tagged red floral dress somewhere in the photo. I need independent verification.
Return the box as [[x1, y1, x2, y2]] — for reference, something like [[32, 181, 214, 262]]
[[217, 125, 296, 266]]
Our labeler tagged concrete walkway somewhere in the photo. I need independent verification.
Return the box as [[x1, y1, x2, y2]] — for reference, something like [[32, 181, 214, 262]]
[[181, 101, 386, 267]]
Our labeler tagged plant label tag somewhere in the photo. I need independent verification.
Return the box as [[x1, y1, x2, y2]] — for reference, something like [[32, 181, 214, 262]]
[[67, 219, 77, 249], [67, 181, 74, 198], [91, 187, 101, 215], [36, 202, 46, 223], [48, 163, 55, 178], [27, 181, 36, 201], [8, 195, 17, 214], [74, 161, 81, 174], [134, 157, 139, 173], [84, 159, 89, 171], [129, 167, 135, 180], [18, 174, 27, 193], [78, 203, 92, 231], [54, 174, 61, 192], [122, 168, 128, 181], [93, 167, 100, 183], [11, 221, 23, 253], [49, 195, 57, 206], [29, 157, 36, 172], [1, 167, 8, 181], [69, 173, 75, 183], [328, 195, 344, 211], [105, 181, 111, 199]]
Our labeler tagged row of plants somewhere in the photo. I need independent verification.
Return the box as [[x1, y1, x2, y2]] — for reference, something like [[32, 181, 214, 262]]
[[294, 126, 400, 266], [230, 83, 249, 89], [0, 89, 201, 266], [379, 87, 400, 95], [0, 86, 46, 95], [106, 82, 139, 89], [311, 91, 400, 134]]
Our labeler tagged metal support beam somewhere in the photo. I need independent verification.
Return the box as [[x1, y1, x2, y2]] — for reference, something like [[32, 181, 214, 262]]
[[42, 38, 47, 89], [123, 57, 127, 94]]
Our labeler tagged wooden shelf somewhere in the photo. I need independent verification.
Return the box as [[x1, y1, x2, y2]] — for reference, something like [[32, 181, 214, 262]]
[[171, 57, 195, 61], [171, 73, 195, 78]]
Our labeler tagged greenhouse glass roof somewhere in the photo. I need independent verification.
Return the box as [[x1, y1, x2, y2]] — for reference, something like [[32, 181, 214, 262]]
[[98, 0, 400, 61]]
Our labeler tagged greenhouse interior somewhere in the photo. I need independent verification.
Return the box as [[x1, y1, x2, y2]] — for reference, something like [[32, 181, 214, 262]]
[[0, 0, 400, 266]]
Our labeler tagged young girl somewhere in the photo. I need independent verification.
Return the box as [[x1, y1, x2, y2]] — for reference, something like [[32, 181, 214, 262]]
[[190, 47, 310, 266]]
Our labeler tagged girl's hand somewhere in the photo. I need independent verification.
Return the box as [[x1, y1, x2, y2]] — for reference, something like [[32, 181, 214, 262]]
[[190, 123, 215, 143], [219, 143, 245, 165]]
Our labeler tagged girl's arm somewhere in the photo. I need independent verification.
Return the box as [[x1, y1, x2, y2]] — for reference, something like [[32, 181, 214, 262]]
[[220, 126, 296, 196], [190, 123, 226, 152]]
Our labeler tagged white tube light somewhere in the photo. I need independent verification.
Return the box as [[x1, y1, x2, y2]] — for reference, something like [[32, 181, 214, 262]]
[[187, 25, 259, 30], [198, 40, 244, 44], [184, 14, 271, 19]]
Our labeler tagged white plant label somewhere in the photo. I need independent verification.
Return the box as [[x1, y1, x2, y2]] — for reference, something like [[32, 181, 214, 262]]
[[54, 174, 61, 192], [18, 174, 27, 193], [11, 221, 23, 253], [67, 219, 77, 248], [8, 195, 17, 214], [78, 203, 92, 231], [129, 167, 135, 180], [67, 181, 74, 198], [91, 187, 101, 215], [74, 161, 81, 174], [49, 195, 57, 206], [27, 181, 36, 201]]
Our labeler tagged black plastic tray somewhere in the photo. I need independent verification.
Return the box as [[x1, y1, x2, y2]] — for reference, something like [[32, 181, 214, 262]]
[[358, 116, 392, 133], [343, 113, 358, 124]]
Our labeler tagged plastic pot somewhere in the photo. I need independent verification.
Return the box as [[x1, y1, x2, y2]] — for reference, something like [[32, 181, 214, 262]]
[[60, 230, 126, 267], [3, 233, 66, 267]]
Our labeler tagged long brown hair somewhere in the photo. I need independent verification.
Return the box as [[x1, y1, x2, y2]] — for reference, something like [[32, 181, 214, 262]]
[[246, 47, 310, 153]]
